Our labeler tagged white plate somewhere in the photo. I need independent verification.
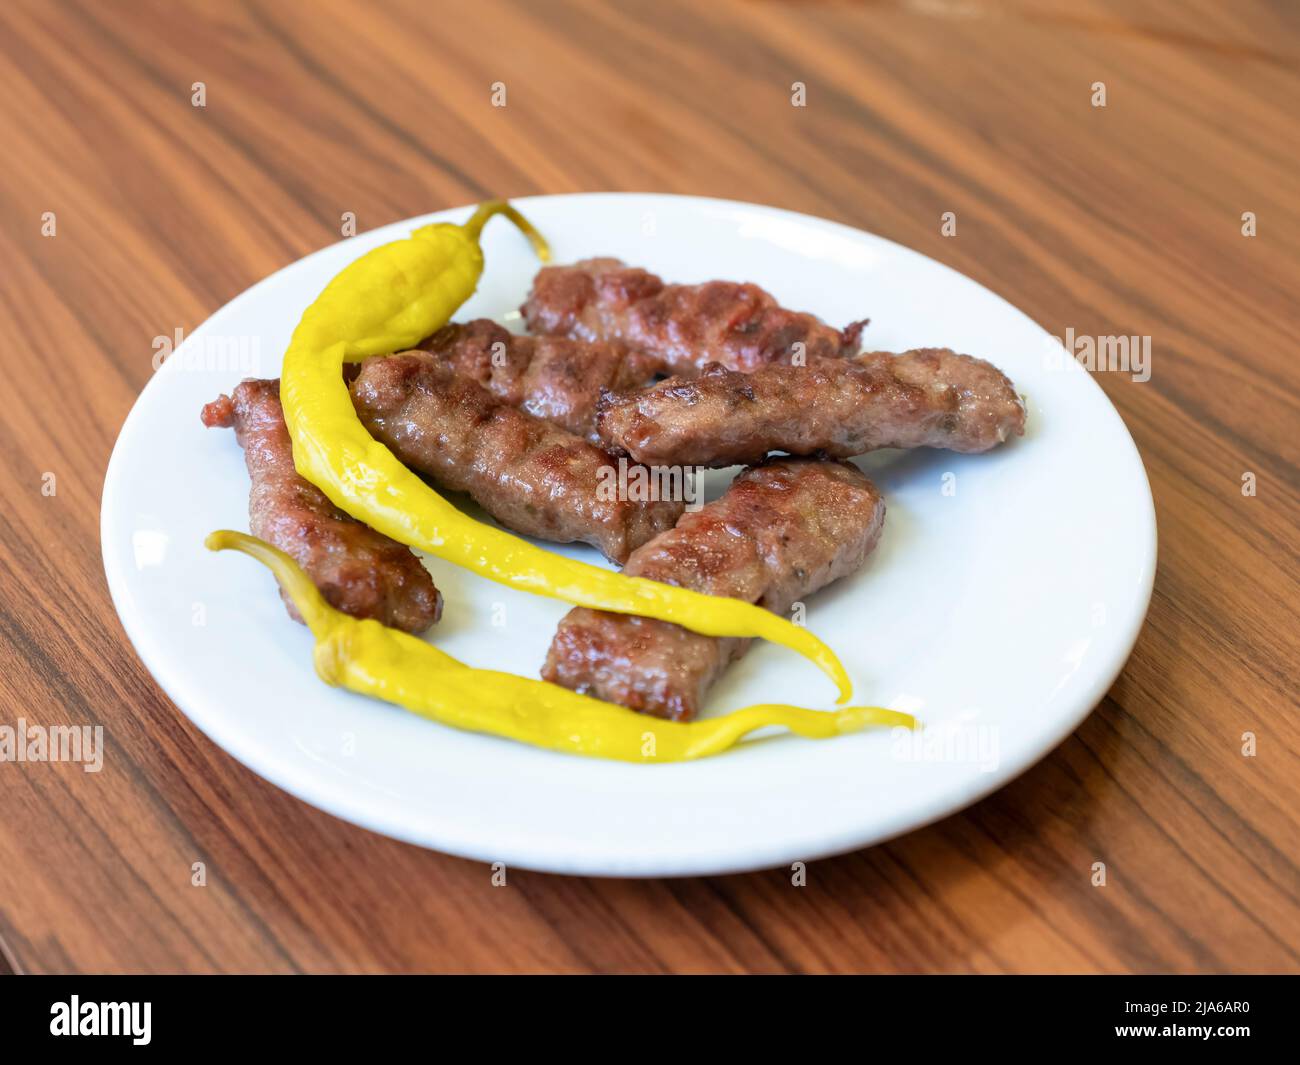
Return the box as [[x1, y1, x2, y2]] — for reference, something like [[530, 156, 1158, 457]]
[[102, 194, 1155, 876]]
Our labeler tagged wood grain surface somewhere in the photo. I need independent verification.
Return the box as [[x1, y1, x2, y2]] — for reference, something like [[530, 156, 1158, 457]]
[[0, 0, 1296, 974]]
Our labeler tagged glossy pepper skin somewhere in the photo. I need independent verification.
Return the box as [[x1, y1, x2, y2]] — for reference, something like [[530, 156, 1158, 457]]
[[278, 200, 854, 703], [206, 531, 915, 762]]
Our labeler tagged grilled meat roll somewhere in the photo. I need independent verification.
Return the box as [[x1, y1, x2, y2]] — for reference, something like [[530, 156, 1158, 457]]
[[597, 349, 1026, 467], [201, 379, 442, 633], [350, 351, 684, 564], [543, 458, 885, 721], [522, 257, 867, 375], [417, 318, 661, 443]]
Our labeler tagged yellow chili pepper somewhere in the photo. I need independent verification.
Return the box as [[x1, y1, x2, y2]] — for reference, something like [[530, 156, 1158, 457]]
[[280, 199, 854, 703], [207, 531, 914, 762]]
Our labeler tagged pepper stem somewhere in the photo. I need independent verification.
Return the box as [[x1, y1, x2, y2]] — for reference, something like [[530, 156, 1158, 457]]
[[461, 199, 552, 261], [205, 530, 338, 638]]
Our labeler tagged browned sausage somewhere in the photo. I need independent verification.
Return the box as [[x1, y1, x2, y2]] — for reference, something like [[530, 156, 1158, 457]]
[[350, 351, 684, 565], [201, 379, 442, 633], [521, 258, 867, 375], [542, 458, 885, 721], [596, 349, 1026, 468], [417, 318, 661, 442]]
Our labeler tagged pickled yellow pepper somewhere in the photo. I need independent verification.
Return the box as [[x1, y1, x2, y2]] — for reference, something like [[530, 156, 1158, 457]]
[[207, 531, 913, 762], [279, 199, 853, 702]]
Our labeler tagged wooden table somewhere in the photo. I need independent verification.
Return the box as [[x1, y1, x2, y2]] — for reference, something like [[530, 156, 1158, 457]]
[[1, 0, 1296, 974]]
